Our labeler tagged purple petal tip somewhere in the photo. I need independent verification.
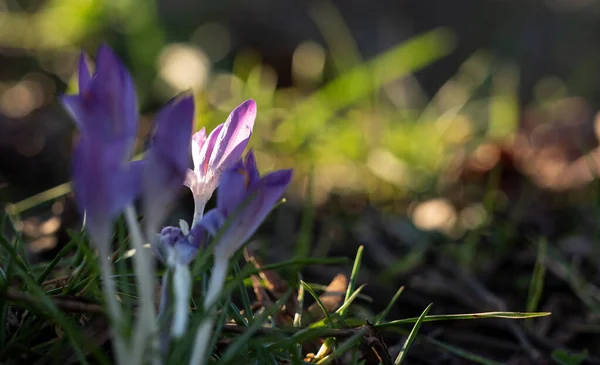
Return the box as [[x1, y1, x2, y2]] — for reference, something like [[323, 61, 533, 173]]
[[238, 99, 256, 117], [265, 169, 293, 187]]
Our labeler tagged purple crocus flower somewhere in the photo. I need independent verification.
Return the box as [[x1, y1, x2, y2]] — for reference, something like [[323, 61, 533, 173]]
[[184, 99, 256, 225], [153, 222, 205, 267], [154, 221, 206, 340], [142, 94, 194, 236], [199, 151, 293, 260], [61, 45, 139, 247]]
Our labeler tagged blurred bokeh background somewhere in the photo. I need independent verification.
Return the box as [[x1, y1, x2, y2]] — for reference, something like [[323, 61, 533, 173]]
[[3, 0, 600, 361]]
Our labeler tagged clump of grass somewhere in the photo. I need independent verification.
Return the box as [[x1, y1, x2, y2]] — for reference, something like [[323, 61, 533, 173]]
[[0, 211, 550, 364]]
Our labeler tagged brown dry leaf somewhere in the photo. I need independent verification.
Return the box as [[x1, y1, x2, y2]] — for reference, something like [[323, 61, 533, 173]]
[[306, 273, 348, 323]]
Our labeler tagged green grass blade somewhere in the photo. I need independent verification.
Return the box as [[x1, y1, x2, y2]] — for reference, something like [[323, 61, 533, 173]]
[[36, 238, 77, 285], [310, 285, 367, 328], [294, 273, 305, 328], [526, 238, 547, 327], [207, 295, 234, 360], [394, 303, 432, 364], [302, 280, 335, 327], [234, 262, 254, 324], [294, 272, 305, 359], [340, 245, 363, 318], [309, 0, 362, 73], [12, 266, 101, 365], [283, 28, 456, 149], [0, 232, 33, 280], [375, 286, 405, 325], [220, 290, 293, 364]]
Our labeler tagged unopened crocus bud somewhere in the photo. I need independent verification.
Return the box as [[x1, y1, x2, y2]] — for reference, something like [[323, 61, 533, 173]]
[[143, 95, 195, 238]]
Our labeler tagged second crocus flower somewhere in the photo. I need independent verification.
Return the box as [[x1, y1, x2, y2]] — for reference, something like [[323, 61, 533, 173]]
[[188, 151, 292, 365]]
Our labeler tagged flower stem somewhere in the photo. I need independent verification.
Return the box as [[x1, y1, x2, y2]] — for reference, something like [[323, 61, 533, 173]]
[[124, 205, 159, 365], [157, 272, 172, 357], [188, 258, 228, 365], [97, 246, 129, 364], [191, 199, 206, 227]]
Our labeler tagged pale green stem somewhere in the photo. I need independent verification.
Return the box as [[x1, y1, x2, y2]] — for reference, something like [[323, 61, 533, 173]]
[[124, 205, 159, 365], [191, 198, 207, 227], [98, 246, 129, 365], [188, 258, 228, 365], [157, 272, 172, 357]]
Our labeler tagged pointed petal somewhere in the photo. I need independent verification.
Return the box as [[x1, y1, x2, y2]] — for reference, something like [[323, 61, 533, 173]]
[[209, 99, 256, 173], [216, 160, 248, 216], [191, 128, 207, 171], [143, 94, 195, 232], [151, 94, 195, 175], [92, 44, 138, 144], [60, 94, 85, 130], [142, 161, 183, 236], [77, 52, 91, 93], [71, 138, 142, 250], [244, 150, 260, 186], [190, 123, 224, 204], [216, 169, 292, 259], [197, 209, 226, 237], [236, 169, 292, 238], [62, 45, 139, 166], [198, 124, 223, 176], [106, 160, 143, 219]]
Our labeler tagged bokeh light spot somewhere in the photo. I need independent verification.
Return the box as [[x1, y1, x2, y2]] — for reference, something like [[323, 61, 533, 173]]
[[158, 43, 210, 92]]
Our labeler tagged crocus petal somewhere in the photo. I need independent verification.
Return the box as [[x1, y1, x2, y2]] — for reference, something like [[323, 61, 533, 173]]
[[216, 160, 249, 216], [175, 241, 199, 266], [243, 150, 260, 187], [215, 169, 292, 260], [106, 160, 143, 219], [191, 128, 207, 172], [196, 124, 223, 177], [187, 123, 223, 208], [154, 227, 182, 262], [62, 44, 144, 255], [183, 169, 197, 190], [155, 226, 200, 266], [62, 45, 138, 166], [143, 94, 194, 233], [208, 99, 256, 174], [196, 209, 226, 237], [149, 94, 194, 173], [71, 137, 142, 243], [93, 45, 138, 144]]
